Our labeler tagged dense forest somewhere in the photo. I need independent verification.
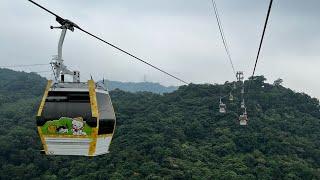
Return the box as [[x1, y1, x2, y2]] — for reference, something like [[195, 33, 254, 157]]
[[0, 68, 319, 179]]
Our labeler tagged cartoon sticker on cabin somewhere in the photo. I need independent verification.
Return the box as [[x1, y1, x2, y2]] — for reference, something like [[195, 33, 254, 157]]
[[71, 117, 86, 135], [57, 126, 68, 134], [41, 117, 93, 136]]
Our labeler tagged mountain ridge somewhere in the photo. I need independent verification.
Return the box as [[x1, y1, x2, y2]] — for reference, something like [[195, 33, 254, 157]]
[[103, 80, 177, 94]]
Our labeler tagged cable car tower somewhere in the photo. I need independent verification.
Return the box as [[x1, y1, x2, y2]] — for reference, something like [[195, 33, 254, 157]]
[[237, 71, 248, 126]]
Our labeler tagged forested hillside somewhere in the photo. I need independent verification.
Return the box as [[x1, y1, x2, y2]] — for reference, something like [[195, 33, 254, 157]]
[[0, 69, 319, 179]]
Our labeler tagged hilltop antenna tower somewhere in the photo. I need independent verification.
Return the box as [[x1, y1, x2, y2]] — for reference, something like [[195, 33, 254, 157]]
[[143, 74, 147, 82]]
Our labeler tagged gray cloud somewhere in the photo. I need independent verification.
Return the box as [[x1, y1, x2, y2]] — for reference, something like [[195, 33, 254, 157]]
[[0, 0, 319, 99]]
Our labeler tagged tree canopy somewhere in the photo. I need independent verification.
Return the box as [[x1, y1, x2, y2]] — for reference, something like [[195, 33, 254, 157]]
[[0, 69, 319, 179]]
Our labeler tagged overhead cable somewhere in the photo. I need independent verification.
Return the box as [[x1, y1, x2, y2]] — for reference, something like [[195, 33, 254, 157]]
[[28, 0, 189, 85], [252, 0, 273, 77], [211, 0, 236, 78]]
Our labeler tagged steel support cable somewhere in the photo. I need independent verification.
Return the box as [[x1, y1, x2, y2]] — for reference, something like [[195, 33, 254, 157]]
[[213, 2, 233, 73], [211, 0, 237, 78], [76, 27, 189, 84], [199, 84, 233, 105], [201, 88, 228, 103], [28, 0, 189, 85], [244, 0, 273, 116], [252, 0, 273, 77]]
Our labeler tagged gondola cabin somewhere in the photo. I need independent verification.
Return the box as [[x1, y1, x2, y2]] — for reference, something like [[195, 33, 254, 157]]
[[36, 80, 116, 156], [219, 102, 226, 113], [239, 113, 248, 126], [241, 100, 245, 109], [229, 93, 234, 101]]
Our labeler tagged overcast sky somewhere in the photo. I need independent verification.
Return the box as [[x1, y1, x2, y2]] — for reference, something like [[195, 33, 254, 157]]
[[0, 0, 319, 99]]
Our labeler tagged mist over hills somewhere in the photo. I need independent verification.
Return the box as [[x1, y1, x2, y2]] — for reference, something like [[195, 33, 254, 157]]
[[0, 69, 319, 179], [103, 80, 177, 94], [0, 68, 177, 94]]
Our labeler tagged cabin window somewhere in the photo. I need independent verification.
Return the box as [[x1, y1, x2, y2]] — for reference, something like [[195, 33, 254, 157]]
[[96, 92, 116, 134], [98, 119, 115, 134], [42, 91, 92, 120]]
